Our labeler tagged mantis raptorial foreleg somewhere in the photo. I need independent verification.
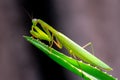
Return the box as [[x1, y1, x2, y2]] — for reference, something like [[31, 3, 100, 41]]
[[31, 23, 62, 49]]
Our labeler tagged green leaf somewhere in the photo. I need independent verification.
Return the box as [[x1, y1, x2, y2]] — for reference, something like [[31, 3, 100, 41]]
[[24, 36, 117, 80]]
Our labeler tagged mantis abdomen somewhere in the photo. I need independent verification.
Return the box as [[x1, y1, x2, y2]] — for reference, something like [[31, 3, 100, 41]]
[[56, 32, 112, 70]]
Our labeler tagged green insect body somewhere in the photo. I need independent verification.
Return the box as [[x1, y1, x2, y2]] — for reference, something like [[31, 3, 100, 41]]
[[30, 18, 112, 71]]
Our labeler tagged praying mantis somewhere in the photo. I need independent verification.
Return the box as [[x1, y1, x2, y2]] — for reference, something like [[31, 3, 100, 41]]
[[30, 18, 112, 71]]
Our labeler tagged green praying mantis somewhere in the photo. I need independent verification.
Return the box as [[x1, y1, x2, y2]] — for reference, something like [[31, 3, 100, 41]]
[[30, 18, 112, 71]]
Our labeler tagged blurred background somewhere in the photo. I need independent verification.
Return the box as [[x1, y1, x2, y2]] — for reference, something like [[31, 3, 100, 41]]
[[0, 0, 120, 80]]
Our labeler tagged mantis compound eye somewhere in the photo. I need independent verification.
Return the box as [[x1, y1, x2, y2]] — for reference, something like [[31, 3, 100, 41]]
[[32, 18, 38, 25], [32, 18, 37, 21]]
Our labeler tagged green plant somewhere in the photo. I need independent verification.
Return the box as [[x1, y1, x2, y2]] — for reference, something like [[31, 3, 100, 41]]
[[24, 36, 116, 80]]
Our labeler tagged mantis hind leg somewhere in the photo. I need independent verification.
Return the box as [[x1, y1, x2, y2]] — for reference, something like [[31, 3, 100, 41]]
[[82, 42, 94, 55]]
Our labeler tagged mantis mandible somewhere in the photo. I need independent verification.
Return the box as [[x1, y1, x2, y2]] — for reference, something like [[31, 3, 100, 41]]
[[30, 18, 112, 71]]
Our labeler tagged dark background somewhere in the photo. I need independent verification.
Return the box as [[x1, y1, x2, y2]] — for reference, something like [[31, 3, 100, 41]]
[[0, 0, 119, 80], [23, 0, 68, 80]]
